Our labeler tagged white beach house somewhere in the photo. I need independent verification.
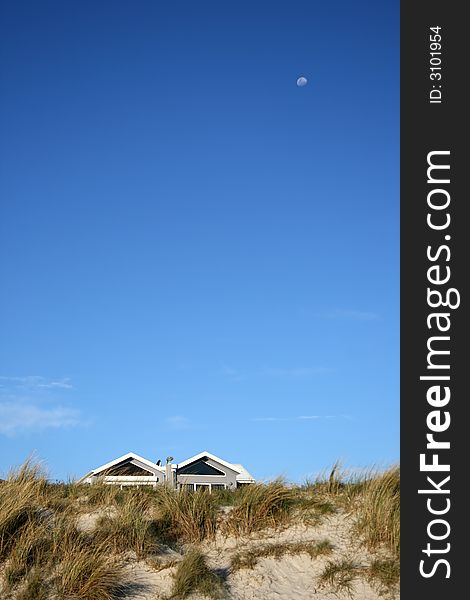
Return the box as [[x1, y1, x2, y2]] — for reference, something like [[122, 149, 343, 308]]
[[79, 450, 255, 491]]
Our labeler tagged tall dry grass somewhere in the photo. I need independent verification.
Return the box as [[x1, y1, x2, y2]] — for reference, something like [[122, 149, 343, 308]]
[[302, 462, 369, 510], [355, 466, 400, 557], [169, 547, 227, 599], [53, 542, 125, 600], [0, 461, 128, 598], [231, 539, 333, 571], [223, 481, 296, 536], [1, 458, 400, 598], [95, 493, 161, 557], [155, 486, 218, 543], [0, 460, 49, 562]]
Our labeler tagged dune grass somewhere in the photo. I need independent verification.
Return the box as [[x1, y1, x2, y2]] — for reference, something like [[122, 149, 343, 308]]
[[94, 493, 161, 557], [366, 558, 400, 596], [223, 481, 297, 536], [154, 486, 218, 543], [0, 460, 49, 561], [169, 547, 228, 600], [0, 461, 128, 599], [53, 541, 125, 600], [319, 555, 400, 599], [302, 462, 369, 509], [319, 558, 363, 598], [355, 466, 400, 557], [231, 539, 333, 571], [51, 521, 126, 600], [302, 463, 400, 558], [1, 458, 400, 599], [14, 568, 49, 600]]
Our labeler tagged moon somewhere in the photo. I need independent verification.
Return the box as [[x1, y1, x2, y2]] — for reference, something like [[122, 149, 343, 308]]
[[296, 76, 308, 87]]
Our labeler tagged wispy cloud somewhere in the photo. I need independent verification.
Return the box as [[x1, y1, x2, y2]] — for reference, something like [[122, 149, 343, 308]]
[[261, 366, 331, 379], [251, 415, 351, 422], [165, 415, 192, 430], [38, 379, 73, 390], [0, 402, 80, 436], [0, 376, 73, 390]]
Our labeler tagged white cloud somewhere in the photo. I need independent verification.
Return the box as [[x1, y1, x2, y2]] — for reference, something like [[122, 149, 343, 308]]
[[0, 376, 73, 390], [0, 402, 80, 436], [37, 378, 73, 390]]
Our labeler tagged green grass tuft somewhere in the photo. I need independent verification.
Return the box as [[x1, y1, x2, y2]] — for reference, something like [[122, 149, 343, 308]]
[[319, 558, 362, 598], [231, 539, 333, 571], [223, 482, 297, 536], [169, 548, 228, 599]]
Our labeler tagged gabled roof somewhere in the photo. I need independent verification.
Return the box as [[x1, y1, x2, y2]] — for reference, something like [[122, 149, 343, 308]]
[[232, 463, 256, 483], [176, 451, 254, 480], [86, 452, 165, 476], [78, 450, 255, 484]]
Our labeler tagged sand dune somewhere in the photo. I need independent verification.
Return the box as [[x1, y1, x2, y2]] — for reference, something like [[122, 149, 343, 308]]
[[119, 511, 397, 600]]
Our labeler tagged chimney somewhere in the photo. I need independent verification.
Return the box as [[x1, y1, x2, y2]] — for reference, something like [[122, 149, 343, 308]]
[[165, 456, 174, 488]]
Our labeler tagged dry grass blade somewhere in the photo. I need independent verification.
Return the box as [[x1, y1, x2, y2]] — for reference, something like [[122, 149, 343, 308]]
[[223, 482, 296, 536], [155, 486, 218, 543], [319, 558, 362, 598], [0, 460, 129, 599], [94, 493, 160, 557], [366, 558, 400, 596], [231, 539, 333, 571], [0, 460, 49, 561], [169, 547, 227, 599], [355, 466, 400, 557], [54, 544, 126, 600], [15, 568, 49, 600]]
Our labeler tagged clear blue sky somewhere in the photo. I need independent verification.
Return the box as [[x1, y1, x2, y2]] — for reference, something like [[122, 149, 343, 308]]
[[0, 0, 399, 482]]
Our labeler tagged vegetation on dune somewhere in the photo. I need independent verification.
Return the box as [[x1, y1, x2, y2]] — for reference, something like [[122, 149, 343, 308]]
[[355, 466, 400, 557], [231, 539, 333, 571], [314, 464, 400, 598], [94, 493, 161, 557], [319, 555, 400, 599], [0, 461, 127, 599], [222, 481, 297, 536], [319, 558, 363, 598], [154, 485, 219, 543], [168, 547, 228, 599], [0, 458, 400, 599], [366, 558, 400, 596]]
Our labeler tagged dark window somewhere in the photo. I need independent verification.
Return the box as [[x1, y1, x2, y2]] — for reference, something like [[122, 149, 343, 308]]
[[178, 459, 225, 476], [102, 459, 154, 476], [195, 484, 210, 491], [211, 484, 225, 490]]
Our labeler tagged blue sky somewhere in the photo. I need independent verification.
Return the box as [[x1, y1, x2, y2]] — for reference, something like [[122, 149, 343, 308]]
[[0, 0, 399, 482]]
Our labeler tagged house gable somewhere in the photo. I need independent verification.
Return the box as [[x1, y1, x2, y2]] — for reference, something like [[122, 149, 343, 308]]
[[87, 452, 165, 479], [178, 458, 225, 476], [101, 457, 156, 476], [177, 451, 242, 474]]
